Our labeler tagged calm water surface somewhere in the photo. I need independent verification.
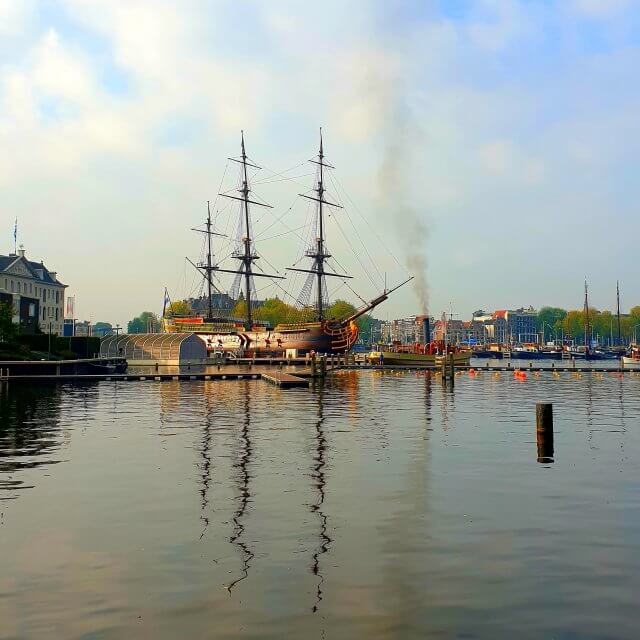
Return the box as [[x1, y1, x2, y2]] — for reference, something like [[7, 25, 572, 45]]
[[1, 371, 639, 639]]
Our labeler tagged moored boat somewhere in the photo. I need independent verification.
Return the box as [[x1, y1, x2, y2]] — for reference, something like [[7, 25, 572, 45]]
[[622, 345, 640, 368], [368, 341, 471, 366], [511, 345, 562, 360]]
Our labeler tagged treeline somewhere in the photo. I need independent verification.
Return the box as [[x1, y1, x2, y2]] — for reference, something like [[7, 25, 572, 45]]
[[128, 298, 374, 336], [537, 306, 640, 342]]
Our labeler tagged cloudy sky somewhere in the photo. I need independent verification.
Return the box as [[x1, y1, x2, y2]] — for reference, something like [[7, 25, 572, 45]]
[[1, 0, 639, 326]]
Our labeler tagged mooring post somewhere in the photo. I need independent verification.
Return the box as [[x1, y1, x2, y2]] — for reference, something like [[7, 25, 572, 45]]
[[620, 356, 624, 370], [536, 402, 554, 463], [311, 353, 317, 378], [320, 355, 327, 378]]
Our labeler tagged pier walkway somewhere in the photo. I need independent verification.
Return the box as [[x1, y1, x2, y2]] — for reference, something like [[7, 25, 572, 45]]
[[0, 365, 311, 389]]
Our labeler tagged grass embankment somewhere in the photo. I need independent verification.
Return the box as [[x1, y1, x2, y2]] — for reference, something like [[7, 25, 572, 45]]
[[0, 336, 100, 361]]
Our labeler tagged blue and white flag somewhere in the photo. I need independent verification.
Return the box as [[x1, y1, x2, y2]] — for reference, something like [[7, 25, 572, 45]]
[[13, 218, 17, 245]]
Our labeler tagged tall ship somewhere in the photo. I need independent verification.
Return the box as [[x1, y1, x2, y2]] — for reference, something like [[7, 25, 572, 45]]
[[162, 131, 410, 356]]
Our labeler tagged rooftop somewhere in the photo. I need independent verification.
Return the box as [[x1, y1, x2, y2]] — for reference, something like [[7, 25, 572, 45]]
[[0, 250, 66, 286]]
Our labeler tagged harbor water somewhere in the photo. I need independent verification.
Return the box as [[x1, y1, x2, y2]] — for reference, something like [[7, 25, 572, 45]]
[[1, 371, 639, 638]]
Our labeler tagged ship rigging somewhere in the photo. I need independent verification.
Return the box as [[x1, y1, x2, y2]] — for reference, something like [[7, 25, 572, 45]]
[[165, 130, 413, 355]]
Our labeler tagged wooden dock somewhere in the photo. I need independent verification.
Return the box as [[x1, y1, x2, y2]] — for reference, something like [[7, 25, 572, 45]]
[[0, 369, 310, 388], [337, 363, 632, 373], [261, 371, 310, 388]]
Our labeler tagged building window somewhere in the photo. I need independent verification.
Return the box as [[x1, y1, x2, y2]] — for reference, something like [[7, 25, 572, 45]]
[[55, 308, 59, 321], [10, 281, 14, 292], [56, 291, 59, 303], [29, 303, 35, 318]]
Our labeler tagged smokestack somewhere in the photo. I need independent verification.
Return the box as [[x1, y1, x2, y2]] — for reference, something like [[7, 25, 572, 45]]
[[417, 315, 430, 343], [423, 317, 431, 344]]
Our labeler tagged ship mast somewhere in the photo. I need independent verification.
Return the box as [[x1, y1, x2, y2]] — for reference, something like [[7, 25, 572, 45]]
[[287, 129, 351, 322], [315, 131, 327, 320], [206, 202, 214, 320], [240, 133, 254, 328], [217, 131, 284, 330], [616, 281, 622, 347], [583, 280, 590, 353], [187, 201, 225, 321]]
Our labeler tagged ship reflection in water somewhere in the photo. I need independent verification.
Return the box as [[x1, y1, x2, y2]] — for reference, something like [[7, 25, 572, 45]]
[[1, 372, 639, 639], [310, 383, 331, 613]]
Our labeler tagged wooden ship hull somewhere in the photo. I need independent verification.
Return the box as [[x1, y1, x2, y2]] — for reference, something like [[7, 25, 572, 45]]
[[164, 318, 360, 355]]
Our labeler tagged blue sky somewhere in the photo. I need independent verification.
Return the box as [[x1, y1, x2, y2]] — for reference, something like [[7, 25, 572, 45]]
[[1, 0, 639, 326]]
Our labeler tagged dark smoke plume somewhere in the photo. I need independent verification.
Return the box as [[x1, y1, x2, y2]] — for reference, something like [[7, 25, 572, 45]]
[[378, 112, 429, 314]]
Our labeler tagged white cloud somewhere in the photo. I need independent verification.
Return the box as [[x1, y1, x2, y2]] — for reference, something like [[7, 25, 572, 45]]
[[0, 0, 34, 34], [479, 140, 513, 174], [573, 0, 631, 17], [0, 0, 638, 323]]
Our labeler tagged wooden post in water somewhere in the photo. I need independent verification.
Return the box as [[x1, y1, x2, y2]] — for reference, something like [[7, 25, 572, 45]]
[[536, 402, 554, 463], [311, 353, 317, 378], [320, 355, 327, 378]]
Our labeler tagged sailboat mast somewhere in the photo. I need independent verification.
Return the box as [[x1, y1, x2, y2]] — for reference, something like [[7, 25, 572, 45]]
[[206, 201, 214, 321], [616, 281, 622, 346], [240, 131, 253, 330], [316, 130, 325, 321], [583, 280, 590, 351]]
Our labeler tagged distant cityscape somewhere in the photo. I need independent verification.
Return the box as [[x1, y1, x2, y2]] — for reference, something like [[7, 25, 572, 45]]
[[379, 308, 539, 346], [2, 247, 639, 347]]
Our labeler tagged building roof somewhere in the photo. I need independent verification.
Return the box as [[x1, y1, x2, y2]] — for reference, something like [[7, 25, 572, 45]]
[[0, 253, 66, 286]]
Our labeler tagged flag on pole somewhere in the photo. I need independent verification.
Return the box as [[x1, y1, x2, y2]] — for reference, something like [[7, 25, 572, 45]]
[[13, 218, 17, 252], [162, 288, 171, 317]]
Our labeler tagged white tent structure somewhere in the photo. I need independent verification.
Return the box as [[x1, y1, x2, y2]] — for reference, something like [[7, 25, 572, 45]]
[[100, 333, 206, 365]]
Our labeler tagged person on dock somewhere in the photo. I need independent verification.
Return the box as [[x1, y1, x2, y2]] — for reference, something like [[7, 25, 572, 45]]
[[379, 352, 384, 366]]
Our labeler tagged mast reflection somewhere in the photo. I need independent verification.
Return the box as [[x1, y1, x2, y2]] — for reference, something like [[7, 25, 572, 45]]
[[199, 387, 214, 539], [310, 381, 332, 613], [227, 382, 254, 593]]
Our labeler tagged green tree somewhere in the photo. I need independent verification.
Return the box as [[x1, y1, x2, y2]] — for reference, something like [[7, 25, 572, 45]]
[[93, 322, 113, 337], [255, 297, 301, 327], [537, 307, 567, 340], [166, 300, 192, 316], [0, 302, 16, 343], [326, 299, 357, 320], [127, 311, 160, 334]]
